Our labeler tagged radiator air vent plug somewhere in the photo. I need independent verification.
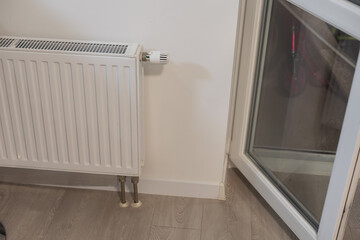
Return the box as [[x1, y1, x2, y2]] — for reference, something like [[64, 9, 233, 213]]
[[142, 51, 168, 64]]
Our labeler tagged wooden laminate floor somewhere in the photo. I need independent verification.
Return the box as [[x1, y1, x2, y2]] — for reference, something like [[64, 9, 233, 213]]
[[0, 168, 298, 240]]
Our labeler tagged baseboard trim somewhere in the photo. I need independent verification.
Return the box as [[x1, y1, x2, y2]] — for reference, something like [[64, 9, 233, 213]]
[[38, 177, 222, 200], [0, 167, 223, 199]]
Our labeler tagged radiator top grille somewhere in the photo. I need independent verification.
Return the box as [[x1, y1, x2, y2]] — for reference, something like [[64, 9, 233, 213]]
[[0, 38, 15, 48], [15, 39, 128, 54], [0, 37, 138, 56]]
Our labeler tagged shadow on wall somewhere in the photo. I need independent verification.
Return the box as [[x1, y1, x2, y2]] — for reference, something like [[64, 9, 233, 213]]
[[142, 61, 213, 177], [143, 63, 165, 76], [144, 62, 211, 79], [172, 63, 212, 80]]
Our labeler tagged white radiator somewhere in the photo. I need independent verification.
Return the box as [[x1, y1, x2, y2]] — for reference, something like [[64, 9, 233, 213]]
[[0, 37, 143, 176]]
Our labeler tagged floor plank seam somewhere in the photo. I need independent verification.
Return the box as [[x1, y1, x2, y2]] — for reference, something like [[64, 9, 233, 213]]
[[37, 189, 67, 240], [151, 224, 202, 231], [199, 203, 205, 240], [147, 203, 157, 240]]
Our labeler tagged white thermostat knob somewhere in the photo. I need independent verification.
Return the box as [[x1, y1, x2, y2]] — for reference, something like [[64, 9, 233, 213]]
[[142, 51, 168, 64]]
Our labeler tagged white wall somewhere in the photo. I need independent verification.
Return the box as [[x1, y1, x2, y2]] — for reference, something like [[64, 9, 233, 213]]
[[0, 0, 239, 197]]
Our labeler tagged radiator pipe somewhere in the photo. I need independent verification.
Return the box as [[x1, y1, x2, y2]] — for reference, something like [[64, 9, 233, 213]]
[[117, 176, 129, 208], [131, 177, 142, 208]]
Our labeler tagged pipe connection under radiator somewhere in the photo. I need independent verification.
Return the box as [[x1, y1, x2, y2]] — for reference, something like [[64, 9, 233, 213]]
[[117, 176, 142, 208]]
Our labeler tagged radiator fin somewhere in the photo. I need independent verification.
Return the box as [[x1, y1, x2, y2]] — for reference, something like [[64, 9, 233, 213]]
[[14, 60, 39, 162], [73, 63, 90, 166], [14, 39, 128, 54], [96, 65, 111, 167], [49, 62, 69, 165], [0, 59, 17, 160], [3, 60, 29, 161]]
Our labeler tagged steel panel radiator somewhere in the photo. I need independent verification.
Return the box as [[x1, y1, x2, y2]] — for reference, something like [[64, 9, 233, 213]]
[[0, 37, 143, 176]]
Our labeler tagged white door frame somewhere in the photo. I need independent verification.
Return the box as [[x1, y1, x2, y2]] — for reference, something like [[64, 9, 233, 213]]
[[228, 0, 360, 239]]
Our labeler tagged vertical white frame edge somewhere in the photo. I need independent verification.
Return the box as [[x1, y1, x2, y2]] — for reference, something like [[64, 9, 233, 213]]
[[222, 0, 246, 193], [228, 0, 316, 239], [225, 0, 247, 156], [318, 55, 360, 240]]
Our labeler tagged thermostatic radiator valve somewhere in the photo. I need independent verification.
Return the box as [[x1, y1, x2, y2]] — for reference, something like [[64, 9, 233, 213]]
[[141, 51, 168, 64]]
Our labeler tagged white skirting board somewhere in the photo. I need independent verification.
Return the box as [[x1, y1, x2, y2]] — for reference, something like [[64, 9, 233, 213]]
[[0, 167, 224, 200], [39, 178, 224, 200]]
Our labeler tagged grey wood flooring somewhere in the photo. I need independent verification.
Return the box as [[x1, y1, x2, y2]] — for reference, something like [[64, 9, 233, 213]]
[[0, 169, 299, 240]]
